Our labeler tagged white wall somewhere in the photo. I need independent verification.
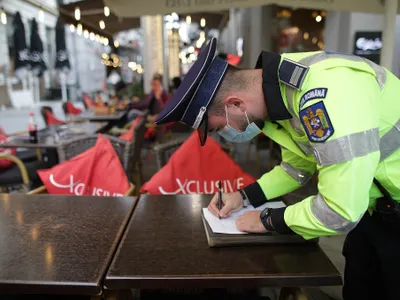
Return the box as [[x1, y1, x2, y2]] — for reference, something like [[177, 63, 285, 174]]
[[65, 29, 108, 97], [325, 11, 400, 76]]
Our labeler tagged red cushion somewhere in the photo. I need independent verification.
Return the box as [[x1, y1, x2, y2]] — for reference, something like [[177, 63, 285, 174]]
[[119, 117, 141, 141], [37, 135, 130, 196], [83, 94, 95, 108], [66, 102, 83, 115], [45, 110, 65, 126], [140, 132, 255, 194], [144, 127, 156, 140]]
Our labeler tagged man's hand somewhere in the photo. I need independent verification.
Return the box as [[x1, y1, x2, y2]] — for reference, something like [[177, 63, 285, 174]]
[[208, 191, 243, 218], [236, 211, 268, 233], [147, 115, 157, 122]]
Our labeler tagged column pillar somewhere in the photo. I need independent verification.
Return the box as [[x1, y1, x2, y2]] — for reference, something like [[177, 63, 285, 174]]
[[239, 6, 273, 68], [380, 0, 398, 70], [140, 15, 166, 94]]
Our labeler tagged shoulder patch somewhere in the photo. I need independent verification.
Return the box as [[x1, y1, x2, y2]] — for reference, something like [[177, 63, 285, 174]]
[[279, 58, 309, 90], [299, 101, 334, 143], [299, 88, 328, 109]]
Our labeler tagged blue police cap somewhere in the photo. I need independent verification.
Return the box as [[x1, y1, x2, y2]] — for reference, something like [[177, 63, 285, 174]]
[[155, 37, 228, 145]]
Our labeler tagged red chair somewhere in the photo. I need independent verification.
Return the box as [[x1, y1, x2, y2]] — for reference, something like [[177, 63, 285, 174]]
[[41, 106, 65, 126]]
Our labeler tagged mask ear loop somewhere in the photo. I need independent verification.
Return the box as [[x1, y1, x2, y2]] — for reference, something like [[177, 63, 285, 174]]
[[244, 110, 251, 125], [225, 105, 230, 126]]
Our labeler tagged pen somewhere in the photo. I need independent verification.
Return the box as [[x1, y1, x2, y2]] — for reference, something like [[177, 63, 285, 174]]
[[218, 180, 222, 219]]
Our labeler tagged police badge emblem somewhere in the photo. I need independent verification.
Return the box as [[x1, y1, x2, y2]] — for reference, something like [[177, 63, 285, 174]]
[[299, 101, 334, 143]]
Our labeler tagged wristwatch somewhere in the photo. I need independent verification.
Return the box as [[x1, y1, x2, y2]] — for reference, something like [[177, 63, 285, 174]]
[[238, 189, 250, 207], [260, 208, 275, 231]]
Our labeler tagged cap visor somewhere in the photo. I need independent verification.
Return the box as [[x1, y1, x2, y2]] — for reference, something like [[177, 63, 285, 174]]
[[197, 113, 208, 146]]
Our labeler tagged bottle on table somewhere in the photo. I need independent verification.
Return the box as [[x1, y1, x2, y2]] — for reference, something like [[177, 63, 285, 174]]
[[28, 112, 38, 143]]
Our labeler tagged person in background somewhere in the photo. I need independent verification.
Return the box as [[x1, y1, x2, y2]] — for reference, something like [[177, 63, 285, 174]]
[[170, 77, 182, 94], [127, 75, 170, 122]]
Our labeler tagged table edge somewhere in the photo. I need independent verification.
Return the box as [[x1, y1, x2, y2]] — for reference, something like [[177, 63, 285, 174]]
[[104, 274, 343, 290], [0, 280, 101, 296], [98, 196, 139, 289]]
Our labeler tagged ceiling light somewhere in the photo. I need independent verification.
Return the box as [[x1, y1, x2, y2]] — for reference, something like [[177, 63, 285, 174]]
[[104, 6, 110, 17], [77, 23, 82, 35], [99, 20, 105, 30], [1, 7, 7, 25], [74, 7, 80, 21], [171, 12, 179, 21]]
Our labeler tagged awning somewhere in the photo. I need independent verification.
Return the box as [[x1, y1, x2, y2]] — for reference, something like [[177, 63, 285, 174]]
[[104, 0, 400, 18], [58, 0, 140, 39], [58, 0, 229, 38]]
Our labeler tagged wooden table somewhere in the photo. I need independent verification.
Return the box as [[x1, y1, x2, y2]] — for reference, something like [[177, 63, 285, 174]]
[[0, 194, 137, 296], [105, 195, 342, 292], [1, 122, 109, 149]]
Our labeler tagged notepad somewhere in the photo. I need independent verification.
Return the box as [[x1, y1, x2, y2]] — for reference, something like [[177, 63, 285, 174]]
[[202, 201, 286, 235]]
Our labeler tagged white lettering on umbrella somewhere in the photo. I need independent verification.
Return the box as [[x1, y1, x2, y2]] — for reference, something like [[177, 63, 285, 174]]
[[159, 179, 188, 194], [158, 178, 246, 195], [49, 174, 123, 196]]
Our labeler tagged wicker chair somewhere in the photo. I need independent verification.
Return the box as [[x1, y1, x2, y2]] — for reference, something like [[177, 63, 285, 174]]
[[0, 153, 31, 193], [28, 128, 144, 196], [153, 137, 236, 170], [56, 114, 147, 191]]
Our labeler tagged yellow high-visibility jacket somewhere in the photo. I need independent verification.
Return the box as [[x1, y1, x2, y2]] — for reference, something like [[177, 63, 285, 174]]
[[243, 51, 400, 240]]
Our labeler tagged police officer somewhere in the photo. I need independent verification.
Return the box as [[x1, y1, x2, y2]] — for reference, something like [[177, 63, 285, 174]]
[[155, 38, 400, 300]]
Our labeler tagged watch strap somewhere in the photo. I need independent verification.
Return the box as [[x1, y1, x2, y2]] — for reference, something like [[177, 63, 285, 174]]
[[260, 208, 275, 231]]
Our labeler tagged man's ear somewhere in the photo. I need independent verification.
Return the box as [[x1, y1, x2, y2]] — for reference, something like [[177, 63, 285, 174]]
[[224, 94, 246, 112]]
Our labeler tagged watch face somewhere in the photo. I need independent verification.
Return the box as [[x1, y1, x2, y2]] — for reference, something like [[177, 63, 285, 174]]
[[260, 208, 271, 219]]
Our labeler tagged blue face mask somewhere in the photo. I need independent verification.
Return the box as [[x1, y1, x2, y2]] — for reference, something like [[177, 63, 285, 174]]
[[218, 106, 262, 143]]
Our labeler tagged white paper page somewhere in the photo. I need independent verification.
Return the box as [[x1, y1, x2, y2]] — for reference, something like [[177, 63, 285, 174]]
[[202, 201, 286, 234]]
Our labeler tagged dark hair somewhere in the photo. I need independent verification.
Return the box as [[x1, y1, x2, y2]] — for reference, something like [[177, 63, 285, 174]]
[[152, 73, 163, 82], [208, 65, 248, 116], [172, 77, 182, 88]]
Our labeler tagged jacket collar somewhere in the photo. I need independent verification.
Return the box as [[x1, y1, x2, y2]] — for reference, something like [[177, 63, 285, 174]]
[[255, 51, 292, 121]]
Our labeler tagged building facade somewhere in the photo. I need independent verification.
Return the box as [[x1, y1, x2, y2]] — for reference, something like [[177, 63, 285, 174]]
[[0, 0, 108, 107]]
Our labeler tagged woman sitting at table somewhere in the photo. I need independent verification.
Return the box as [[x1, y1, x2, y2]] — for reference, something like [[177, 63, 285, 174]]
[[127, 75, 170, 122]]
